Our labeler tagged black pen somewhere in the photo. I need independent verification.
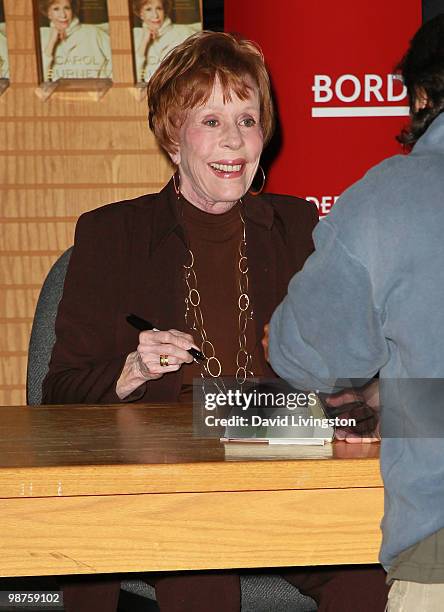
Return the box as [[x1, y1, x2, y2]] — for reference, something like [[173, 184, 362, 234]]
[[126, 313, 205, 362]]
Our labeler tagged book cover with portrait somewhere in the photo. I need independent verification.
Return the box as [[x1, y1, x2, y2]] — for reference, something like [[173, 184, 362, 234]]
[[0, 0, 10, 82], [34, 0, 113, 85], [130, 0, 202, 84]]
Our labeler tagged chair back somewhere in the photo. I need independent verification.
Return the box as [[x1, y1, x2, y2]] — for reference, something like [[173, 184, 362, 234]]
[[27, 248, 73, 405]]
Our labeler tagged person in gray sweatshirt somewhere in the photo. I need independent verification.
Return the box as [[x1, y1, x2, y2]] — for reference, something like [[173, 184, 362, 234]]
[[269, 14, 444, 612]]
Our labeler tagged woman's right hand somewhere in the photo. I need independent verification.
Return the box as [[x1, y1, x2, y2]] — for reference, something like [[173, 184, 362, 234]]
[[146, 27, 159, 42], [45, 27, 65, 58], [137, 329, 196, 379], [116, 329, 197, 399], [137, 29, 158, 59]]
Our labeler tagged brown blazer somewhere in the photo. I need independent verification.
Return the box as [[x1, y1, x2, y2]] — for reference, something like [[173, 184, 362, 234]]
[[42, 179, 318, 404]]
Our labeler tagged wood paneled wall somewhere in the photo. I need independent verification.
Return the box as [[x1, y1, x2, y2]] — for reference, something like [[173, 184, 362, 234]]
[[0, 0, 172, 405]]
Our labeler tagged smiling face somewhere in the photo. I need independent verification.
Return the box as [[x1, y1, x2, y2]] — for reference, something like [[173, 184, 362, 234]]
[[139, 0, 165, 30], [170, 77, 264, 214], [47, 1, 73, 29]]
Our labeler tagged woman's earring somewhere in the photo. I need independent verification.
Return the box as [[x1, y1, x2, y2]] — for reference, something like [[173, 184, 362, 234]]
[[173, 172, 181, 198], [249, 165, 266, 196]]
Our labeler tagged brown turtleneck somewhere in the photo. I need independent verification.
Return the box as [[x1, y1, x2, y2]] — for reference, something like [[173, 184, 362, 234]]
[[179, 198, 261, 400]]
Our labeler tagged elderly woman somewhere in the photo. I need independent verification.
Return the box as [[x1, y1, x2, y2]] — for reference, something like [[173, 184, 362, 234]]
[[0, 15, 8, 80], [39, 0, 112, 81], [43, 31, 388, 612], [0, 30, 8, 79], [132, 0, 201, 82]]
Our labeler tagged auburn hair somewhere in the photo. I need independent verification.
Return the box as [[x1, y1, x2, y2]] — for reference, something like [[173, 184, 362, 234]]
[[147, 31, 275, 154], [39, 0, 79, 17], [132, 0, 171, 18]]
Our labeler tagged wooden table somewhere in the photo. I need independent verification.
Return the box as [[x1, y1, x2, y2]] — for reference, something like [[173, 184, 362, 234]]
[[0, 404, 383, 577]]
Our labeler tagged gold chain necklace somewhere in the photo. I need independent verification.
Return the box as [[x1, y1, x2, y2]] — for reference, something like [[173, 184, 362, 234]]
[[182, 204, 255, 386]]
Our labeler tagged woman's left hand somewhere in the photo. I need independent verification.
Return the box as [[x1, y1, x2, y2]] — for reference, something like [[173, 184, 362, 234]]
[[261, 323, 270, 362]]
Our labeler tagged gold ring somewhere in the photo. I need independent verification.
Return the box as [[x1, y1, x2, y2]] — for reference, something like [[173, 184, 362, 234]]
[[160, 354, 169, 367]]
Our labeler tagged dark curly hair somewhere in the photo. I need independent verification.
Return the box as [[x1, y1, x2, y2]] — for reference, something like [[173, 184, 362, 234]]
[[397, 14, 444, 147]]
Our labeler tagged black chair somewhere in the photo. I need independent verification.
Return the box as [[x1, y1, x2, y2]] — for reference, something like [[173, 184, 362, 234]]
[[26, 248, 317, 612]]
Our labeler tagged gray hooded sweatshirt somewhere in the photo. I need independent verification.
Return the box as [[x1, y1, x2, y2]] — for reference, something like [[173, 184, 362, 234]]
[[269, 112, 444, 569]]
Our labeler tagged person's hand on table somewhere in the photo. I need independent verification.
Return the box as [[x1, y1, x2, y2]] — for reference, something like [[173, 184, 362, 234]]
[[325, 380, 381, 444], [116, 329, 197, 399], [262, 321, 380, 443]]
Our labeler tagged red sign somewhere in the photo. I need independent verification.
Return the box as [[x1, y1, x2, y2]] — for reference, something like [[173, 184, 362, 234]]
[[225, 1, 421, 216]]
